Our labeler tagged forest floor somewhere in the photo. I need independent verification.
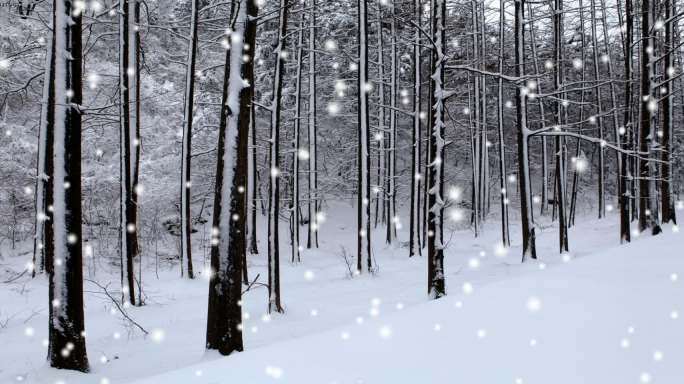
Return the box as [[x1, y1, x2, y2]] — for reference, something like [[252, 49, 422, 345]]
[[1, 202, 682, 383]]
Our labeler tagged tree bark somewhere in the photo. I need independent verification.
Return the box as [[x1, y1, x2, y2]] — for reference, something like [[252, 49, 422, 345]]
[[205, 0, 256, 355], [48, 0, 89, 370]]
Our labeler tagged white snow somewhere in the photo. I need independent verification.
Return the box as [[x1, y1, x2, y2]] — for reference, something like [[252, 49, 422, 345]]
[[1, 205, 683, 383]]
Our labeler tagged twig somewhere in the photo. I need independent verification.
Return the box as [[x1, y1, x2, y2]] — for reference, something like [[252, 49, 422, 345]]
[[85, 279, 149, 335]]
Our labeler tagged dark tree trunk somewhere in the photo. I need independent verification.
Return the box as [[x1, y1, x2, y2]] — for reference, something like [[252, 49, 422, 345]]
[[205, 0, 256, 355], [180, 0, 200, 279], [48, 0, 89, 371]]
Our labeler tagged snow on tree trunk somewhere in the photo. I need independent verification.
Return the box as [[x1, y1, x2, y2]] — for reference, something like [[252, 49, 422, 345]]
[[291, 9, 305, 263], [427, 0, 446, 299], [515, 0, 537, 261], [660, 0, 677, 225], [619, 0, 633, 242], [48, 0, 89, 371], [248, 102, 259, 254], [409, 0, 422, 258], [554, 0, 569, 253], [119, 0, 140, 305], [267, 0, 289, 314], [386, 6, 397, 244], [33, 25, 55, 277], [375, 8, 386, 230], [357, 0, 372, 273], [180, 0, 199, 280], [497, 0, 510, 247], [637, 0, 661, 234], [307, 0, 319, 249], [206, 0, 256, 355], [589, 0, 606, 219]]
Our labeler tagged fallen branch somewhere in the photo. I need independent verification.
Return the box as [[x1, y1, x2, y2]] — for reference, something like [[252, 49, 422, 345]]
[[86, 279, 149, 335]]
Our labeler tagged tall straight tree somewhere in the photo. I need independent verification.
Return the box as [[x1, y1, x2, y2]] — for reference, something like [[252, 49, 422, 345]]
[[267, 0, 289, 314], [619, 0, 633, 242], [205, 0, 256, 355], [119, 0, 142, 305], [427, 0, 446, 298], [48, 0, 88, 371], [307, 0, 319, 249], [408, 0, 422, 257], [496, 0, 510, 247], [589, 0, 606, 219], [660, 0, 677, 225], [375, 6, 386, 229], [291, 7, 306, 263], [33, 23, 55, 277], [553, 0, 569, 253], [637, 0, 660, 234], [357, 0, 372, 273], [180, 0, 200, 280], [386, 4, 397, 244], [515, 0, 537, 260], [248, 100, 259, 254]]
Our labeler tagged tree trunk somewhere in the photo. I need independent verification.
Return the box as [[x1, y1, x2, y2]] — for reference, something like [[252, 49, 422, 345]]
[[660, 0, 677, 225], [497, 0, 510, 247], [180, 0, 199, 279], [515, 0, 537, 261], [267, 0, 289, 314], [554, 0, 569, 253], [33, 25, 55, 277], [205, 0, 256, 355], [119, 0, 139, 306], [427, 0, 446, 298], [357, 0, 372, 273], [409, 0, 422, 257], [637, 0, 660, 234], [48, 0, 89, 370], [307, 0, 319, 249], [619, 0, 633, 242], [291, 9, 305, 263]]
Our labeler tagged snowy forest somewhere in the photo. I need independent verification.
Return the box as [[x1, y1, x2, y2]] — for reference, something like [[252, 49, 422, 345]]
[[1, 0, 683, 381]]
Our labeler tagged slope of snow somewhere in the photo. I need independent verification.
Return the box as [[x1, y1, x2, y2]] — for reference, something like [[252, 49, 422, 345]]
[[130, 227, 684, 384], [0, 204, 682, 383]]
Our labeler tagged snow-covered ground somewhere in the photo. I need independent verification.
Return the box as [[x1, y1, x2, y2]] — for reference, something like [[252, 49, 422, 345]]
[[1, 203, 682, 383]]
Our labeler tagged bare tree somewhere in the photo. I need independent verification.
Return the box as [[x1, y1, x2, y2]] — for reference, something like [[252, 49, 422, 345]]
[[206, 0, 257, 355], [48, 0, 89, 370]]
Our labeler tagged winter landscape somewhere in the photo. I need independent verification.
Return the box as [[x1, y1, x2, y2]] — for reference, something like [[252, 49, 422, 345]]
[[1, 0, 683, 382]]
